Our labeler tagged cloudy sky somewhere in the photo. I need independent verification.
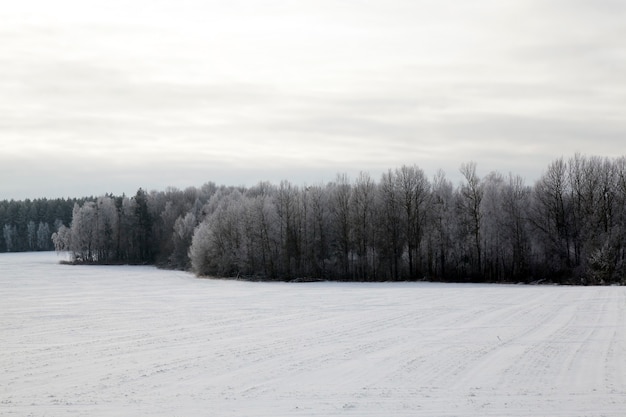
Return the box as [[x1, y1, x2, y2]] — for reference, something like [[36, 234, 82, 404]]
[[2, 0, 625, 200]]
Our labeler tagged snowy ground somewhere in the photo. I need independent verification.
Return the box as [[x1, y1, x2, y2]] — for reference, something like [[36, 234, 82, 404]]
[[1, 252, 625, 416]]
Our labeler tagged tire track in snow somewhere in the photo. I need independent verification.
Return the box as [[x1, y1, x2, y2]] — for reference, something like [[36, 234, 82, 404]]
[[2, 253, 626, 417]]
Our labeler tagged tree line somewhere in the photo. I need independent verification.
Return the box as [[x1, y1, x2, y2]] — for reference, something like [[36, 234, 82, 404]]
[[43, 154, 626, 285], [0, 197, 87, 253]]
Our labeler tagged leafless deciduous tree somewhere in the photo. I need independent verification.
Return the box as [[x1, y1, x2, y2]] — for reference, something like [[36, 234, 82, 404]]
[[49, 155, 626, 284]]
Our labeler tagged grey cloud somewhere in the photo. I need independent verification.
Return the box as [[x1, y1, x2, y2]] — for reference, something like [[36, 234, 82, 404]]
[[3, 0, 626, 199]]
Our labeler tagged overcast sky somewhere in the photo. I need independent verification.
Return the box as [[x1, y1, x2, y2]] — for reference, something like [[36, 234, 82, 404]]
[[2, 0, 625, 200]]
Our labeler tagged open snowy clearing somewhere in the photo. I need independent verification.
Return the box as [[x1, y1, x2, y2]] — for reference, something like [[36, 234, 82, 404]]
[[2, 252, 625, 416]]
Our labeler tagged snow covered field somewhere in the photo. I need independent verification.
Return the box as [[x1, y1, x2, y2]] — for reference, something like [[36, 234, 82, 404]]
[[2, 252, 625, 416]]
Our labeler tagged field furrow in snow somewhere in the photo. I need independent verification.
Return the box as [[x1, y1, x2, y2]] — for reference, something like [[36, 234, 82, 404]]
[[1, 252, 625, 416]]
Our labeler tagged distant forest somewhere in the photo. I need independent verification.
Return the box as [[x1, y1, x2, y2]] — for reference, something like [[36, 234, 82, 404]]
[[3, 154, 626, 285], [1, 197, 89, 253]]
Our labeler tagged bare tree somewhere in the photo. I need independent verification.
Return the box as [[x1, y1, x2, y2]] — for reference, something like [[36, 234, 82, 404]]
[[530, 157, 573, 281], [427, 170, 455, 279], [48, 154, 626, 284], [395, 165, 431, 279], [378, 170, 404, 280], [245, 182, 280, 279], [481, 171, 505, 281], [275, 180, 301, 278], [351, 172, 378, 280], [501, 174, 532, 280], [458, 162, 484, 279], [307, 184, 331, 278], [329, 174, 353, 279]]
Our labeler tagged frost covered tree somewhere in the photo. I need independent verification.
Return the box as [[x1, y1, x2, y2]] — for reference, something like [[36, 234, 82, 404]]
[[457, 162, 484, 279], [26, 221, 37, 251], [530, 157, 574, 281], [426, 170, 455, 279], [44, 154, 626, 284], [613, 157, 626, 282], [133, 188, 153, 262], [480, 171, 505, 281], [395, 165, 431, 279], [500, 174, 532, 280], [378, 170, 404, 280], [52, 224, 71, 253], [275, 180, 302, 278], [94, 196, 119, 262], [36, 221, 51, 250], [351, 172, 378, 280], [3, 224, 16, 252], [170, 212, 197, 269], [245, 182, 280, 278], [329, 174, 353, 279], [69, 202, 97, 261], [567, 154, 620, 283], [189, 190, 246, 277], [60, 197, 119, 262], [0, 197, 83, 253], [306, 184, 331, 278]]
